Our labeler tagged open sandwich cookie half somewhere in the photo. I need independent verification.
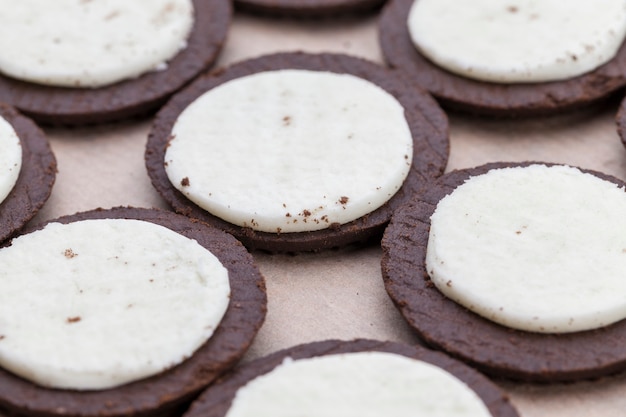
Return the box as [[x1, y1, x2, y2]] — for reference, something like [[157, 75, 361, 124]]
[[0, 103, 55, 243], [382, 162, 626, 382], [146, 52, 449, 253], [234, 0, 387, 17], [183, 339, 520, 417], [0, 207, 267, 417], [0, 0, 231, 125], [379, 0, 626, 116]]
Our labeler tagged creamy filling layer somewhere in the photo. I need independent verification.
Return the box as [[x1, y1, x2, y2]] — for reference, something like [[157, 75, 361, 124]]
[[0, 0, 194, 87], [408, 0, 626, 83], [165, 69, 413, 233], [0, 219, 230, 390], [427, 164, 626, 333], [0, 116, 21, 205]]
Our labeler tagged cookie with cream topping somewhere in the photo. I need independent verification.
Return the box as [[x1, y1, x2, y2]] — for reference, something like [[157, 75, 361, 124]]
[[382, 162, 626, 381], [0, 207, 267, 417], [146, 52, 449, 252], [379, 0, 626, 116], [0, 0, 230, 125], [0, 103, 55, 243]]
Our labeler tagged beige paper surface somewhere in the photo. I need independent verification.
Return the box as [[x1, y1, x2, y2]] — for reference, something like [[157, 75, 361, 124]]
[[20, 11, 626, 417]]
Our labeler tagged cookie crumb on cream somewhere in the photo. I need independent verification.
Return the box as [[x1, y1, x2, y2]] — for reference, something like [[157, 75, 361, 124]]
[[165, 69, 413, 233], [427, 164, 626, 333], [0, 115, 21, 205], [408, 0, 626, 83], [0, 0, 194, 88], [0, 219, 230, 390]]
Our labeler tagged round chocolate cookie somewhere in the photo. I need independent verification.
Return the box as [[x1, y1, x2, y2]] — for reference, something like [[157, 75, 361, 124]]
[[0, 0, 231, 126], [234, 0, 386, 17], [184, 339, 519, 417], [379, 0, 626, 116], [146, 52, 449, 253], [0, 103, 56, 244], [382, 161, 626, 382], [0, 207, 267, 417]]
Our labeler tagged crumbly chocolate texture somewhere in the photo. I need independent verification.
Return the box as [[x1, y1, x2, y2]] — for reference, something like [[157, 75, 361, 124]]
[[234, 0, 386, 17], [0, 103, 56, 244], [146, 52, 449, 253], [379, 0, 626, 117], [382, 161, 626, 382], [184, 339, 520, 417], [0, 207, 267, 417], [0, 0, 231, 126]]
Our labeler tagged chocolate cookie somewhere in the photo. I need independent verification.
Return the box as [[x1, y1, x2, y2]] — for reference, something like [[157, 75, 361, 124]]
[[146, 52, 449, 253], [0, 103, 56, 244], [184, 339, 519, 417], [0, 0, 231, 126], [381, 161, 626, 382], [379, 0, 626, 116], [0, 207, 267, 417], [234, 0, 386, 17]]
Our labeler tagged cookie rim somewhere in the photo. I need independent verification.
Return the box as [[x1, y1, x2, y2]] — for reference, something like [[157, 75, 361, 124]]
[[234, 0, 386, 17], [0, 103, 56, 244]]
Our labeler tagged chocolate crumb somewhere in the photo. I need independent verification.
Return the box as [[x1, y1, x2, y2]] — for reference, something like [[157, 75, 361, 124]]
[[181, 177, 190, 187], [282, 115, 292, 126], [302, 210, 311, 217], [0, 335, 5, 341], [507, 5, 518, 13], [64, 248, 78, 258], [339, 196, 349, 205], [67, 316, 81, 324]]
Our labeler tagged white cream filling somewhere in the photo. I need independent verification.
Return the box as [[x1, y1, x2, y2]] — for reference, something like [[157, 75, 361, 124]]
[[0, 219, 230, 390], [0, 0, 194, 88], [408, 0, 626, 83], [225, 352, 491, 417], [427, 164, 626, 333], [0, 116, 21, 205], [165, 69, 413, 233]]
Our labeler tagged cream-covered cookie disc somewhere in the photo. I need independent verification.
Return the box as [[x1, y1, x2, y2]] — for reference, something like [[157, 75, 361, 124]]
[[165, 69, 413, 233], [0, 219, 230, 390], [0, 0, 194, 88], [225, 352, 491, 417], [0, 116, 21, 205], [427, 164, 626, 333], [408, 0, 626, 83]]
